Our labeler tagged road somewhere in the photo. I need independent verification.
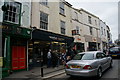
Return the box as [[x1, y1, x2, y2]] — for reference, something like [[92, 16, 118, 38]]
[[47, 59, 120, 80]]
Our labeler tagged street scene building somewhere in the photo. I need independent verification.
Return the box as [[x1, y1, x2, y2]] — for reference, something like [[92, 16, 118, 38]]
[[0, 0, 32, 78], [0, 0, 113, 79]]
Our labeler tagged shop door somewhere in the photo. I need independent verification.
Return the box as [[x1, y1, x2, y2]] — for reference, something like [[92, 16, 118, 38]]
[[12, 46, 26, 70]]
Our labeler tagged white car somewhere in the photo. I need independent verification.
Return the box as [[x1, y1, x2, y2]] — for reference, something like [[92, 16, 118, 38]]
[[65, 51, 112, 78]]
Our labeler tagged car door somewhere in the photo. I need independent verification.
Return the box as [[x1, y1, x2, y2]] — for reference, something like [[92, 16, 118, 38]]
[[101, 52, 109, 70], [96, 52, 107, 72]]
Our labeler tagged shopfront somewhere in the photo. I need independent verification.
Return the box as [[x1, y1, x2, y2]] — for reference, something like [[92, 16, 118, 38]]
[[1, 24, 31, 77], [28, 29, 74, 68]]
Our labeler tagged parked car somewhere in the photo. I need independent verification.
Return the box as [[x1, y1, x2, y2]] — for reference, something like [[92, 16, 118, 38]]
[[108, 47, 120, 57], [65, 51, 112, 78]]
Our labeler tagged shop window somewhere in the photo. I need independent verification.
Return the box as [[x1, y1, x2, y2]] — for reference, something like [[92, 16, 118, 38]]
[[60, 20, 65, 34], [3, 2, 21, 25], [40, 12, 48, 30], [59, 2, 65, 15]]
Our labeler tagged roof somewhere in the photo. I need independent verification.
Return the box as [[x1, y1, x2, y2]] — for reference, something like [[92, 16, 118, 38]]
[[79, 8, 99, 19]]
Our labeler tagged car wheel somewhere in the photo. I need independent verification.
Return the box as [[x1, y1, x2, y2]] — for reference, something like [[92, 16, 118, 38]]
[[97, 68, 102, 78]]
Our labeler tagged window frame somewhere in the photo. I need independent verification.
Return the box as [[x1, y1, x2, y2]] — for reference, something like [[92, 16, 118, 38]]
[[59, 2, 65, 15], [40, 11, 48, 30], [76, 26, 79, 34], [39, 0, 48, 6], [88, 16, 92, 24], [60, 20, 66, 34], [3, 2, 21, 26], [89, 27, 93, 35]]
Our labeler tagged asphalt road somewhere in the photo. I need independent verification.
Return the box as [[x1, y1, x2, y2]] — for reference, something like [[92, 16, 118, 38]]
[[47, 59, 120, 80]]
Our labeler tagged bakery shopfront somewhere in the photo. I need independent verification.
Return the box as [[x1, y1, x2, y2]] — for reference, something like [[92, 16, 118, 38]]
[[28, 29, 74, 68]]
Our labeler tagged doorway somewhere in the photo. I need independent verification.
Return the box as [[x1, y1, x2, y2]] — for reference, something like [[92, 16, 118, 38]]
[[12, 46, 26, 70]]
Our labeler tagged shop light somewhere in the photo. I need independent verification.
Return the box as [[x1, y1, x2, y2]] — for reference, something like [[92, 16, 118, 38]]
[[29, 44, 33, 46], [53, 42, 58, 44], [60, 43, 65, 45], [34, 42, 39, 44], [28, 48, 33, 50], [47, 43, 50, 44]]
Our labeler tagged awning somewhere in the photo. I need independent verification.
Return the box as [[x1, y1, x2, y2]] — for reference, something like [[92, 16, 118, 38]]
[[32, 29, 74, 46]]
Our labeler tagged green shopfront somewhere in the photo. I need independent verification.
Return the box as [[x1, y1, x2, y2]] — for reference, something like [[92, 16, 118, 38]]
[[1, 24, 31, 78]]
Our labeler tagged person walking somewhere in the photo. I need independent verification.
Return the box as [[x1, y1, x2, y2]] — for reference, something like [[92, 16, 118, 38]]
[[52, 50, 58, 68], [47, 49, 52, 68]]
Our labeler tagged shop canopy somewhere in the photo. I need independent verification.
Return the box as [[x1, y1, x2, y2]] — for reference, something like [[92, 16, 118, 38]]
[[32, 29, 74, 46]]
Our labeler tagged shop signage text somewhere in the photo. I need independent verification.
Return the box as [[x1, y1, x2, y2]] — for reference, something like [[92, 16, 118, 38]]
[[49, 36, 65, 41]]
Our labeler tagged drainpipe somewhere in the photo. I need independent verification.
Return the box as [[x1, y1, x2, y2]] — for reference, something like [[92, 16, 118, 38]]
[[27, 41, 29, 71]]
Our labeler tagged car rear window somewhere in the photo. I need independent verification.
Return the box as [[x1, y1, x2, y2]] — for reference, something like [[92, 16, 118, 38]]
[[73, 53, 94, 60], [110, 47, 120, 52]]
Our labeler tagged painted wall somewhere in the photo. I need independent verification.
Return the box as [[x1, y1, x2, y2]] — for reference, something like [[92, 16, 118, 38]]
[[31, 1, 72, 37], [0, 0, 31, 28]]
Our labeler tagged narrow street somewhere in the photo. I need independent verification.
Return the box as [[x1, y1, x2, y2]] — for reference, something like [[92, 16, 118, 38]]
[[47, 59, 120, 80]]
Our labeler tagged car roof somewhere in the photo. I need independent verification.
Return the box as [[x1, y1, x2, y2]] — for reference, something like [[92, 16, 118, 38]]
[[78, 51, 103, 55]]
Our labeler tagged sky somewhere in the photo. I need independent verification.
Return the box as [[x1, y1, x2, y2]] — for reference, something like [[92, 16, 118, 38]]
[[65, 0, 119, 42]]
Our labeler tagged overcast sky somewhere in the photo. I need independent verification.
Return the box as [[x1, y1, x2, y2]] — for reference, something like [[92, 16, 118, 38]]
[[65, 0, 119, 42]]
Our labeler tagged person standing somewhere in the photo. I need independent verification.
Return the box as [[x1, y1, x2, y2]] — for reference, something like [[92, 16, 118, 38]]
[[47, 49, 52, 68], [52, 50, 58, 68]]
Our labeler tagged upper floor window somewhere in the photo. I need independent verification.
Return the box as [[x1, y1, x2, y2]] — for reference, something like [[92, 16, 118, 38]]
[[76, 26, 79, 34], [88, 16, 92, 24], [75, 12, 78, 20], [3, 2, 21, 24], [89, 27, 93, 35], [40, 12, 48, 30], [95, 20, 97, 26], [101, 27, 103, 35], [104, 29, 106, 36], [60, 20, 65, 34], [40, 0, 48, 6], [59, 2, 65, 15]]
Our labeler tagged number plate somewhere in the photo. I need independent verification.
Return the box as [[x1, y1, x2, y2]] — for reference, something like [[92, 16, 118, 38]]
[[112, 55, 117, 56], [70, 65, 81, 68]]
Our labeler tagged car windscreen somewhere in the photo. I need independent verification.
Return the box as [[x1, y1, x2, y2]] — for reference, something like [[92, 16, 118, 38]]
[[110, 47, 120, 52], [72, 53, 94, 60]]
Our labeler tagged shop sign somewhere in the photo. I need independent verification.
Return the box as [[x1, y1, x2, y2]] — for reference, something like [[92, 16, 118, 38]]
[[49, 36, 65, 41], [0, 57, 3, 67], [77, 38, 81, 41], [93, 38, 97, 42], [0, 25, 12, 32], [16, 27, 22, 34]]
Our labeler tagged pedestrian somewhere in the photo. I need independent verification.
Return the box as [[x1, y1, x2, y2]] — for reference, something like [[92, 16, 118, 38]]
[[47, 49, 52, 68], [61, 51, 66, 65], [52, 50, 58, 68]]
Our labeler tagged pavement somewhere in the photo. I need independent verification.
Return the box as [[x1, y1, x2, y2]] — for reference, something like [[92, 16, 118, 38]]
[[2, 65, 65, 80]]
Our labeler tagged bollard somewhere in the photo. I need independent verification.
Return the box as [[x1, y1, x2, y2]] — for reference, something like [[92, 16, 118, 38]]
[[41, 67, 43, 77]]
